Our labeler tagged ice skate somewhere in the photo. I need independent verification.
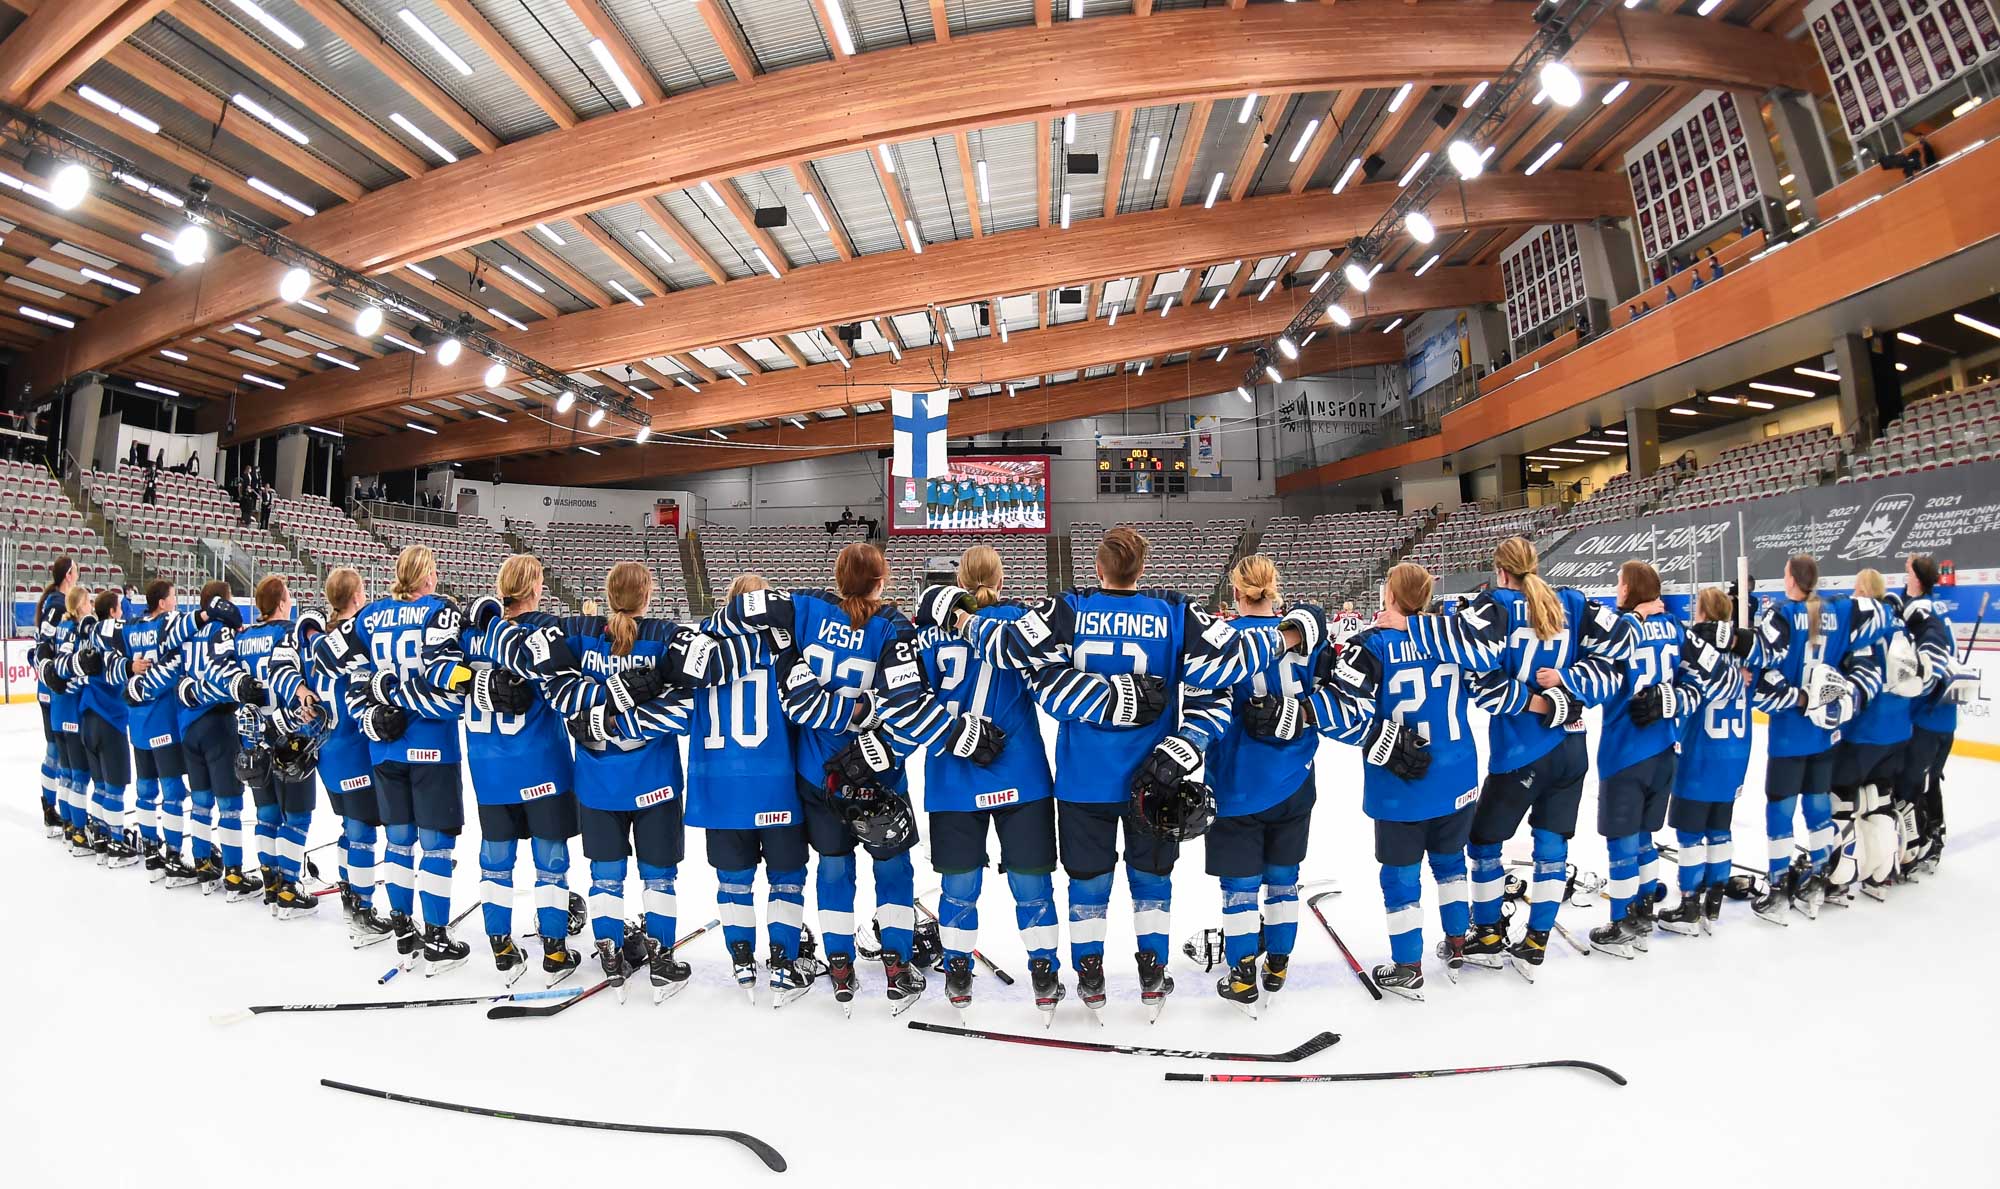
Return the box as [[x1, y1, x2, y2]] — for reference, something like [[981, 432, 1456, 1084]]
[[1373, 960, 1425, 1001], [342, 887, 395, 948], [221, 864, 264, 904], [540, 936, 582, 987], [1700, 885, 1725, 933], [65, 824, 92, 858], [1435, 934, 1467, 983], [595, 938, 630, 1003], [1792, 871, 1827, 921], [489, 935, 528, 987], [420, 924, 470, 977], [141, 840, 165, 881], [943, 954, 974, 1022], [260, 865, 281, 910], [160, 848, 200, 890], [1657, 894, 1703, 936], [1135, 950, 1174, 1023], [1216, 955, 1259, 1018], [826, 953, 857, 1017], [649, 948, 691, 1004], [883, 953, 926, 1017], [43, 803, 64, 839], [1462, 919, 1508, 970], [1588, 916, 1644, 959], [192, 853, 224, 895], [1260, 953, 1288, 997], [729, 940, 758, 1004], [768, 947, 811, 1009], [1751, 874, 1791, 925], [271, 879, 318, 921], [390, 911, 422, 969], [1029, 957, 1064, 1027], [1507, 928, 1549, 982], [1075, 954, 1108, 1023], [1860, 878, 1889, 903], [1626, 894, 1656, 952], [102, 833, 141, 869]]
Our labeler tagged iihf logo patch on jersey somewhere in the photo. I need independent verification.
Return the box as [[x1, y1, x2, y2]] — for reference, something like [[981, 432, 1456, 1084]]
[[520, 781, 557, 800], [754, 810, 794, 826], [405, 748, 442, 762], [340, 775, 370, 791], [974, 788, 1020, 809], [637, 786, 678, 807], [149, 734, 173, 748]]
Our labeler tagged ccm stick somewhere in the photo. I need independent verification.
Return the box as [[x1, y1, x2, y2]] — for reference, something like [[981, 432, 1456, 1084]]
[[909, 1021, 1340, 1063], [1307, 891, 1381, 1001], [321, 1079, 786, 1173], [488, 919, 719, 1019], [213, 986, 581, 1025], [1165, 1057, 1627, 1087]]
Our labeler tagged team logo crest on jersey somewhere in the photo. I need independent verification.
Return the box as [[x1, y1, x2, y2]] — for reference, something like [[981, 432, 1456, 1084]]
[[520, 781, 557, 800], [405, 748, 442, 762], [974, 789, 1020, 809], [754, 810, 794, 826], [636, 786, 677, 807], [340, 775, 371, 791]]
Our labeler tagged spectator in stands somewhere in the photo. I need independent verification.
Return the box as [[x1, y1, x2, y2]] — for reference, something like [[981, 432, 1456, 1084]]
[[1669, 253, 1687, 276], [1576, 309, 1592, 342], [1705, 248, 1723, 282], [1739, 207, 1762, 237], [1651, 259, 1667, 285], [1663, 285, 1677, 305], [1689, 270, 1705, 293], [1638, 300, 1652, 318], [1626, 302, 1640, 323], [142, 460, 157, 506]]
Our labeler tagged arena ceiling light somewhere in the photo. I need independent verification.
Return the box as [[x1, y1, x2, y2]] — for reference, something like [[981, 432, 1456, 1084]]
[[1896, 331, 1923, 345], [1576, 437, 1623, 446], [1446, 139, 1484, 180], [1794, 366, 1839, 381], [436, 337, 462, 366], [1464, 81, 1489, 105], [1343, 256, 1373, 291], [1236, 385, 1252, 402], [226, 0, 305, 51], [278, 266, 311, 303], [609, 280, 647, 305], [634, 229, 675, 264], [1601, 80, 1629, 104], [77, 85, 159, 135], [556, 391, 576, 413], [354, 305, 384, 336], [1414, 253, 1439, 276], [1748, 381, 1814, 397], [1257, 278, 1277, 301], [821, 0, 857, 55], [1140, 136, 1162, 180], [587, 39, 645, 109], [477, 408, 508, 423], [485, 307, 527, 331], [578, 445, 601, 455], [1523, 140, 1564, 175], [390, 112, 458, 164], [1745, 399, 1775, 409], [1326, 304, 1351, 328], [482, 361, 507, 386], [1332, 157, 1362, 194], [172, 225, 208, 265], [1202, 172, 1225, 209], [1381, 316, 1403, 333], [1707, 394, 1740, 405], [406, 262, 438, 281], [1539, 61, 1583, 107], [18, 304, 74, 328], [133, 378, 178, 395], [80, 267, 138, 294], [383, 333, 425, 354], [1263, 363, 1281, 384], [635, 425, 651, 443], [1954, 311, 2000, 340], [316, 351, 359, 370], [532, 223, 565, 247], [877, 144, 896, 174], [1670, 406, 1699, 415], [160, 349, 188, 361], [1386, 83, 1414, 113], [1287, 120, 1321, 164], [247, 177, 314, 217], [1276, 334, 1299, 360], [1404, 210, 1436, 243], [498, 264, 545, 294], [405, 420, 437, 434], [1397, 152, 1430, 188], [48, 162, 89, 209], [1953, 95, 1984, 118], [231, 94, 310, 144], [588, 406, 605, 428], [1065, 112, 1077, 144], [398, 9, 474, 76], [242, 372, 287, 390]]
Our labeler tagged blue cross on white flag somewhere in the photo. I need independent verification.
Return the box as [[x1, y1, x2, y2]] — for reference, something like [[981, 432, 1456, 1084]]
[[891, 388, 950, 478]]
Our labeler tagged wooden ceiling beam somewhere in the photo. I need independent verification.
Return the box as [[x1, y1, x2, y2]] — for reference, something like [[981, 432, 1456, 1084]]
[[707, 179, 791, 277], [694, 0, 760, 80], [290, 0, 498, 154], [955, 131, 985, 238], [929, 0, 953, 41], [570, 213, 675, 292], [505, 234, 612, 308], [0, 0, 168, 108], [1101, 107, 1135, 220], [431, 0, 580, 129], [49, 92, 298, 221], [1229, 93, 1289, 201], [444, 249, 560, 320], [789, 162, 854, 260], [1164, 101, 1213, 209]]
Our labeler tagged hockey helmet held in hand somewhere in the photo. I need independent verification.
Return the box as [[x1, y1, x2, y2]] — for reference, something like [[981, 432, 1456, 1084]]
[[1129, 777, 1216, 842], [826, 775, 917, 852], [272, 703, 333, 783]]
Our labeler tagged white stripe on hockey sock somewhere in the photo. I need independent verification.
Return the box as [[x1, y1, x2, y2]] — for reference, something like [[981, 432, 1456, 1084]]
[[1471, 877, 1504, 904], [1436, 876, 1469, 906], [939, 925, 977, 953], [1768, 836, 1793, 863], [1678, 843, 1709, 869], [642, 889, 677, 920], [535, 883, 565, 912], [876, 904, 914, 932], [1607, 875, 1638, 900], [1709, 840, 1733, 865], [1383, 903, 1422, 934], [1809, 824, 1837, 853], [278, 836, 304, 867], [1131, 907, 1170, 937], [481, 878, 509, 911], [215, 824, 244, 851], [1262, 898, 1299, 925], [350, 853, 377, 882], [1530, 875, 1565, 903], [1221, 911, 1260, 938], [767, 899, 804, 929], [161, 805, 185, 834], [1068, 915, 1108, 944], [1019, 923, 1059, 951], [591, 890, 626, 920], [719, 902, 757, 929], [818, 909, 856, 936], [416, 867, 452, 901]]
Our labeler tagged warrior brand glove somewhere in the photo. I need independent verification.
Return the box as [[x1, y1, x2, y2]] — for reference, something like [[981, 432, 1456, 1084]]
[[229, 673, 266, 706], [1243, 693, 1308, 742], [1364, 717, 1432, 782], [567, 706, 611, 746], [915, 584, 977, 632], [1107, 672, 1169, 728], [1807, 694, 1856, 731], [75, 645, 105, 678], [604, 664, 665, 713], [469, 595, 504, 633], [1755, 667, 1803, 710], [942, 714, 1006, 765], [847, 688, 885, 733], [365, 670, 401, 706], [38, 658, 68, 694], [1281, 606, 1326, 657], [1134, 734, 1203, 800], [1538, 684, 1585, 730], [470, 667, 534, 715], [124, 675, 149, 705], [199, 595, 242, 631], [234, 746, 271, 788], [293, 609, 326, 643], [1627, 683, 1680, 727], [175, 676, 203, 709], [359, 702, 408, 744], [827, 728, 897, 789]]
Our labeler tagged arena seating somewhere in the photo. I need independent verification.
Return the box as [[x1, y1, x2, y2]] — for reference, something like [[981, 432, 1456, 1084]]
[[82, 464, 291, 593], [1561, 468, 1681, 527], [1406, 503, 1566, 579], [699, 523, 872, 593], [1845, 383, 2000, 481], [2, 459, 123, 594], [271, 496, 396, 600], [369, 512, 519, 605], [1255, 511, 1422, 608], [883, 533, 1051, 603], [532, 521, 691, 618], [1651, 425, 1842, 512], [1068, 519, 1248, 600]]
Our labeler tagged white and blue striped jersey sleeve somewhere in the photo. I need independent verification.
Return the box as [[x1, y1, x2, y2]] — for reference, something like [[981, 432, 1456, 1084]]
[[1904, 599, 1957, 694], [611, 686, 695, 741], [1178, 682, 1232, 750], [1400, 592, 1506, 674], [1026, 657, 1132, 724], [1180, 604, 1288, 690], [771, 640, 858, 732], [958, 595, 1072, 672]]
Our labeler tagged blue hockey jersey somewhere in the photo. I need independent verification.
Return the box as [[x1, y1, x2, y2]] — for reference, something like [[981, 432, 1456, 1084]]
[[1205, 614, 1323, 818], [916, 603, 1059, 813], [1468, 587, 1624, 775], [1903, 594, 1960, 734], [1848, 596, 1913, 748], [1597, 610, 1689, 777], [462, 614, 576, 807], [107, 613, 179, 750], [687, 636, 855, 830], [1752, 594, 1885, 757], [1338, 625, 1480, 822], [560, 615, 689, 813], [76, 617, 130, 732], [350, 594, 468, 766], [46, 616, 81, 734]]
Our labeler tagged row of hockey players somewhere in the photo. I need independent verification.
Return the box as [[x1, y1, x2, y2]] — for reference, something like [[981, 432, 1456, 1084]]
[[28, 526, 1973, 1018]]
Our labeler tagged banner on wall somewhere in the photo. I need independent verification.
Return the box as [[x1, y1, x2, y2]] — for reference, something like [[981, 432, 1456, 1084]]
[[1189, 415, 1221, 477], [1623, 89, 1771, 262], [1805, 0, 2000, 143], [1403, 311, 1468, 396]]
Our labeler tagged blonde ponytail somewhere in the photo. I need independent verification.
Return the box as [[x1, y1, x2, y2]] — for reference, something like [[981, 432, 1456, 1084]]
[[1229, 554, 1281, 606], [957, 545, 1003, 608], [1495, 536, 1564, 641], [604, 561, 650, 657], [392, 545, 436, 600], [1789, 554, 1822, 647]]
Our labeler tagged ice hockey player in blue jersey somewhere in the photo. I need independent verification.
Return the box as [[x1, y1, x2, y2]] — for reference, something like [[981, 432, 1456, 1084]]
[[1828, 568, 1914, 902], [913, 546, 1164, 1023], [342, 547, 478, 974], [1748, 554, 1885, 923], [294, 569, 394, 946], [1455, 539, 1624, 981], [1659, 586, 1759, 936], [922, 525, 1315, 1020], [33, 558, 78, 840], [708, 543, 991, 1016], [459, 556, 588, 986], [1898, 555, 1967, 869], [39, 584, 91, 855], [1586, 560, 1729, 958], [229, 576, 324, 919], [98, 580, 196, 884], [1318, 563, 1501, 1001], [71, 589, 139, 867]]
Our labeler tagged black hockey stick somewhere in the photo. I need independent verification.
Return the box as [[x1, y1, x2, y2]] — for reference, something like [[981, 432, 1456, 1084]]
[[487, 919, 718, 1019], [1165, 1058, 1627, 1087], [213, 986, 580, 1025], [914, 893, 1014, 985], [320, 1080, 786, 1173], [909, 1021, 1340, 1063], [376, 900, 483, 985], [1307, 891, 1381, 1001], [1958, 591, 1991, 664]]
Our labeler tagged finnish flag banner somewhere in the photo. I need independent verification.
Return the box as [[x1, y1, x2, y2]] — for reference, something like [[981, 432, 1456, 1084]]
[[891, 388, 950, 478]]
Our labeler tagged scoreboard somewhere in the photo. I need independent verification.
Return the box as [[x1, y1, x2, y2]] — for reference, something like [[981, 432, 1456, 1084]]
[[1097, 443, 1189, 496]]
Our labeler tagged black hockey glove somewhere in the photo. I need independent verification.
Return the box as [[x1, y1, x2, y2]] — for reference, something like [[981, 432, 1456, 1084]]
[[1133, 734, 1202, 801], [469, 595, 504, 633], [915, 584, 977, 632], [199, 595, 243, 631], [567, 706, 612, 747], [827, 728, 897, 789], [1363, 717, 1431, 782], [229, 672, 266, 706], [123, 674, 149, 705], [470, 667, 534, 715], [1537, 684, 1585, 729], [75, 645, 105, 678], [942, 714, 1006, 765], [1627, 683, 1680, 727], [1281, 605, 1326, 657], [1242, 693, 1309, 742], [1106, 672, 1169, 728], [359, 702, 408, 744], [234, 746, 271, 789], [1754, 668, 1806, 711], [365, 670, 400, 706], [604, 664, 665, 713], [38, 658, 69, 694], [175, 676, 204, 709], [847, 688, 885, 732]]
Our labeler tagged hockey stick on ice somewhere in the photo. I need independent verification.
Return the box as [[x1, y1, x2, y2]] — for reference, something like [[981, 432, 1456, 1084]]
[[909, 1021, 1340, 1063], [914, 893, 1014, 985], [212, 985, 581, 1025], [376, 900, 482, 985], [487, 919, 718, 1020], [1164, 1057, 1627, 1087], [320, 1079, 786, 1173], [1307, 891, 1381, 1001]]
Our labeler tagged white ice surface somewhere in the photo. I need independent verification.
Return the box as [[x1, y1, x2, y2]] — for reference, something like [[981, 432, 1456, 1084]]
[[5, 700, 1997, 1186]]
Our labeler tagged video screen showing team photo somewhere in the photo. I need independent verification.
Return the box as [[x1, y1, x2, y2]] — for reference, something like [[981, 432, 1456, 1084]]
[[887, 455, 1050, 535]]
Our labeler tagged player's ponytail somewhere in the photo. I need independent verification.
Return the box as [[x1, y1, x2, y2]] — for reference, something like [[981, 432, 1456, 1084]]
[[604, 561, 650, 657], [65, 585, 89, 621], [323, 568, 363, 623], [1618, 560, 1661, 613], [1788, 554, 1822, 647], [1385, 562, 1433, 616], [254, 575, 288, 622], [496, 553, 542, 613], [1854, 568, 1886, 600], [1229, 554, 1281, 606], [835, 541, 888, 627], [957, 545, 1003, 608], [392, 545, 436, 601], [45, 555, 73, 598], [1496, 536, 1564, 641], [1695, 585, 1732, 625]]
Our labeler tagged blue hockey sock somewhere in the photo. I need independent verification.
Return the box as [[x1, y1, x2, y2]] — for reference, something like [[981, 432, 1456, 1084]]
[[383, 823, 417, 917], [94, 780, 128, 834], [1127, 868, 1172, 965], [215, 795, 246, 868], [40, 745, 58, 810], [1704, 829, 1733, 889], [717, 865, 757, 952], [530, 837, 571, 940], [639, 863, 678, 949], [479, 838, 518, 938], [1637, 834, 1661, 903], [815, 853, 858, 957], [188, 788, 215, 861], [872, 851, 915, 961], [1262, 864, 1301, 957], [1219, 875, 1262, 966], [1765, 795, 1798, 880], [1527, 828, 1568, 932], [1802, 793, 1835, 871], [1067, 872, 1113, 964], [343, 817, 378, 906], [1429, 848, 1470, 939], [1606, 832, 1642, 921], [1468, 841, 1506, 926], [588, 858, 626, 946], [416, 828, 455, 928], [768, 867, 805, 960], [62, 770, 88, 829], [253, 801, 280, 871], [937, 869, 982, 961], [159, 776, 187, 851], [1380, 862, 1423, 965], [1007, 870, 1058, 964], [278, 810, 310, 880], [1675, 828, 1708, 894], [134, 778, 160, 844]]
